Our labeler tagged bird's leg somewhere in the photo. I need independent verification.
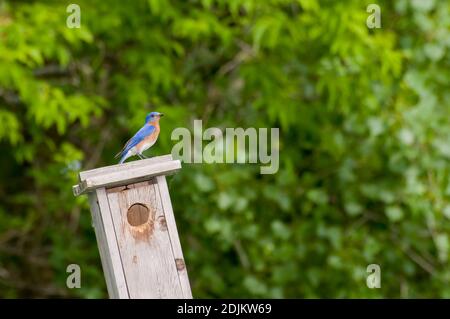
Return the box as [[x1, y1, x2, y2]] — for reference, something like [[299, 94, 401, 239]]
[[141, 153, 148, 159], [137, 154, 144, 160]]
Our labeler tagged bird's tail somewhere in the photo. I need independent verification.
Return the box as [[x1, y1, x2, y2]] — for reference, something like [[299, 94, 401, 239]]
[[118, 152, 130, 164]]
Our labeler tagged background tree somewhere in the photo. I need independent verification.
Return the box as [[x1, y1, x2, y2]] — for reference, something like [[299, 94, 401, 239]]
[[0, 0, 449, 298]]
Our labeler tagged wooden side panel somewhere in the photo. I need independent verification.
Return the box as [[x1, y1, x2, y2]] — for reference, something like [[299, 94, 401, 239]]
[[88, 189, 129, 298], [156, 175, 193, 298], [106, 180, 184, 298]]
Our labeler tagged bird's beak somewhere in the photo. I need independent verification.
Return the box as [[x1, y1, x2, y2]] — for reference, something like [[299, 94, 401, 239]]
[[159, 113, 164, 117]]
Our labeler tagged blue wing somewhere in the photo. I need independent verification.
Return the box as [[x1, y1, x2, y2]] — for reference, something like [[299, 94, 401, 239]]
[[116, 124, 155, 158]]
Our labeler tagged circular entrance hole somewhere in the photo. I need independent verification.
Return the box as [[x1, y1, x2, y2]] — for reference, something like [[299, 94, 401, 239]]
[[127, 203, 150, 226]]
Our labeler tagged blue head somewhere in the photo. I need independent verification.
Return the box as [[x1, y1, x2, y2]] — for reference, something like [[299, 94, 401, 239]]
[[145, 111, 164, 123]]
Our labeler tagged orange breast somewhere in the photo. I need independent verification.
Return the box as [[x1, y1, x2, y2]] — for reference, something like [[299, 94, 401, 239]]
[[136, 124, 160, 152]]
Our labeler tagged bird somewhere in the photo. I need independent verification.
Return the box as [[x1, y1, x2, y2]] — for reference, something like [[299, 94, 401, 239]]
[[115, 111, 164, 164]]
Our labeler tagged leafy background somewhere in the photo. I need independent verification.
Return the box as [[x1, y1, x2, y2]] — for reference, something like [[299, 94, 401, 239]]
[[0, 0, 449, 298]]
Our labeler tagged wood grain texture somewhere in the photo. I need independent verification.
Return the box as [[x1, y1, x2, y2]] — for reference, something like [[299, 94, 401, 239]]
[[73, 159, 181, 196], [156, 175, 193, 298], [88, 189, 129, 298], [107, 180, 185, 298], [79, 155, 173, 181]]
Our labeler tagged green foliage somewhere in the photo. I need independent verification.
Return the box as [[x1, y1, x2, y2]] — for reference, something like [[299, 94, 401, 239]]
[[0, 0, 449, 298]]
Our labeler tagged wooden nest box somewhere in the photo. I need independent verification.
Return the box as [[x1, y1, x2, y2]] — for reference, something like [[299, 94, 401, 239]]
[[73, 154, 192, 299]]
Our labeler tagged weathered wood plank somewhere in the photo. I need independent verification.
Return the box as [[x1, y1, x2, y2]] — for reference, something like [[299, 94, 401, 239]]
[[88, 192, 115, 296], [79, 155, 173, 181], [91, 188, 129, 298], [73, 159, 181, 196], [107, 181, 184, 298], [156, 175, 193, 299]]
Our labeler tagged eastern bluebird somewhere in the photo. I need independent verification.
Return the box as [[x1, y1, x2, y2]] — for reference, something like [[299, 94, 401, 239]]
[[115, 112, 164, 164]]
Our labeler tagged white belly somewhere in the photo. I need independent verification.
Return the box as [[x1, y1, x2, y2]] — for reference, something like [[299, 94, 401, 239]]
[[126, 137, 157, 159], [139, 139, 156, 153]]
